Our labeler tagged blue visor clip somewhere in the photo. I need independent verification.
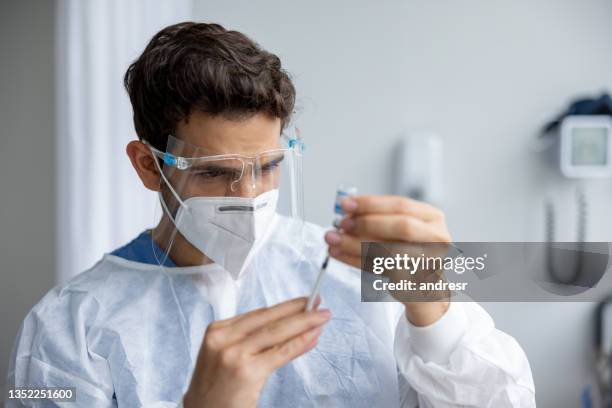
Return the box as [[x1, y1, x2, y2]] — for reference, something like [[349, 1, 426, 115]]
[[163, 152, 177, 167], [288, 138, 305, 152]]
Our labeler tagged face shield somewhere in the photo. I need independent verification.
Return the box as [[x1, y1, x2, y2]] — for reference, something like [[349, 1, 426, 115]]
[[147, 131, 304, 278]]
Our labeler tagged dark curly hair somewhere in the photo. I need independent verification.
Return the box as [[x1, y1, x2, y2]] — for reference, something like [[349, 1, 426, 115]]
[[124, 22, 296, 150]]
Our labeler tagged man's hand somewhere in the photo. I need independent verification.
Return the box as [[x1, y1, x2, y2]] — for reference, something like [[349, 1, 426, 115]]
[[324, 195, 451, 327], [183, 297, 330, 408]]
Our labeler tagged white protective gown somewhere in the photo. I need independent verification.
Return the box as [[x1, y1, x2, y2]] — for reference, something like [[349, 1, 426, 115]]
[[6, 216, 535, 407]]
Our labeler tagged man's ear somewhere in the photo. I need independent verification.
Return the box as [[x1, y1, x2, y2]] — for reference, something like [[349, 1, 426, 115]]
[[126, 140, 161, 192]]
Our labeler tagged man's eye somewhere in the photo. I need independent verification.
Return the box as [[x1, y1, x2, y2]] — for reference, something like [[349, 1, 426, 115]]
[[261, 162, 280, 173], [195, 168, 236, 178], [197, 170, 222, 178]]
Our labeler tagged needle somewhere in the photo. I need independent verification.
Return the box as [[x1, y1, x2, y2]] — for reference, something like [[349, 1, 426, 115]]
[[306, 255, 330, 311]]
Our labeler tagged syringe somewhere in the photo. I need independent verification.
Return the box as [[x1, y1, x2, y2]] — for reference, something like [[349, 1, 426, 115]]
[[306, 185, 357, 311]]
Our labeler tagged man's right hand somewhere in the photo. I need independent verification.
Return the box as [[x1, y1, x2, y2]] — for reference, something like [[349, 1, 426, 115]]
[[183, 297, 331, 408]]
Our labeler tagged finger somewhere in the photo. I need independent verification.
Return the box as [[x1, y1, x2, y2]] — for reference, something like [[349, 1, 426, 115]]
[[328, 247, 362, 269], [212, 297, 313, 346], [325, 231, 362, 258], [256, 325, 323, 372], [244, 309, 331, 353], [341, 214, 450, 242], [342, 195, 442, 221], [215, 297, 308, 328]]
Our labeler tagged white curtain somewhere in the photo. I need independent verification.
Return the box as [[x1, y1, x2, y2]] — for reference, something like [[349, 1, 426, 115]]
[[55, 0, 193, 283]]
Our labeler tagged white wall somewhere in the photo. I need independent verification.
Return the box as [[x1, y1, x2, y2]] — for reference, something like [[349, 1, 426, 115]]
[[0, 0, 56, 394], [194, 0, 612, 406]]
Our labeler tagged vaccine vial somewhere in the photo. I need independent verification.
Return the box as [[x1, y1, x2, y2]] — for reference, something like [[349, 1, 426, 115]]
[[333, 184, 357, 228]]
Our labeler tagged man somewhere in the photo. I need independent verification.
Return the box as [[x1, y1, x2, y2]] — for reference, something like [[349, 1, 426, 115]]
[[6, 22, 535, 407]]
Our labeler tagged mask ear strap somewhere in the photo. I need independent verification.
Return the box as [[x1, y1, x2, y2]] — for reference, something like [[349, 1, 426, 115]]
[[156, 190, 185, 231], [148, 146, 188, 210]]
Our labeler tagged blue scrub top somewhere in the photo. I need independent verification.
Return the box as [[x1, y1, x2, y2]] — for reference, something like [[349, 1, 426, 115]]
[[111, 230, 176, 267]]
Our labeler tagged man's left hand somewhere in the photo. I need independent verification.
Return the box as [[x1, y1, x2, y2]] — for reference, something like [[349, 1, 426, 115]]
[[324, 195, 451, 327]]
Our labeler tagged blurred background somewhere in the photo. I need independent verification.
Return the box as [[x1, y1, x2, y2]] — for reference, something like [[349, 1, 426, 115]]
[[1, 0, 612, 406]]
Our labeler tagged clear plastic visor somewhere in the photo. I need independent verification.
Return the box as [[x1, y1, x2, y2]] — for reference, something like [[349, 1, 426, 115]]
[[150, 134, 303, 217], [146, 130, 307, 282]]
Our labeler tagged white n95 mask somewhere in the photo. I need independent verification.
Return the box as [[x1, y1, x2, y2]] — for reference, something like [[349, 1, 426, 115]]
[[173, 189, 279, 278]]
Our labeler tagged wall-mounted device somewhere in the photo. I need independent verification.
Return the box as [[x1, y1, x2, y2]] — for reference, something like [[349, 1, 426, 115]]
[[560, 115, 612, 178], [393, 132, 443, 204], [540, 93, 612, 285]]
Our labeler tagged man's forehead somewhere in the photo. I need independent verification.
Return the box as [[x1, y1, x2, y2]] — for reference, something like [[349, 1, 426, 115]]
[[174, 111, 282, 155]]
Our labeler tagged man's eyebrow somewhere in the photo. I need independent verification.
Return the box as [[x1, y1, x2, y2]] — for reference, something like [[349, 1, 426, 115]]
[[185, 151, 285, 170]]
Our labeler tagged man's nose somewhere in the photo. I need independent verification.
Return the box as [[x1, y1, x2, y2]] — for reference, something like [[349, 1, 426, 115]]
[[230, 165, 258, 197], [231, 180, 258, 198]]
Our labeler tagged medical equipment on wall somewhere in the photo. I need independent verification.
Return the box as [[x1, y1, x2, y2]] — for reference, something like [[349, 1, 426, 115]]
[[542, 93, 612, 178], [306, 185, 357, 311], [559, 116, 612, 178], [393, 133, 443, 204], [540, 93, 612, 285], [582, 296, 612, 408], [544, 189, 588, 284]]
